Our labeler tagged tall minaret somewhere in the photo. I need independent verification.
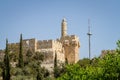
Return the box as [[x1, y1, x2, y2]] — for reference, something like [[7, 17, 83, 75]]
[[61, 18, 67, 37]]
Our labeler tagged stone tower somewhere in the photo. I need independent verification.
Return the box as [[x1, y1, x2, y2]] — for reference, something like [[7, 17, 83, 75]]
[[60, 18, 80, 64], [61, 18, 67, 37]]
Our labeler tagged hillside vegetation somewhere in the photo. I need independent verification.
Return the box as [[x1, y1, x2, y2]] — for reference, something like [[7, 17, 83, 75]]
[[0, 37, 120, 80]]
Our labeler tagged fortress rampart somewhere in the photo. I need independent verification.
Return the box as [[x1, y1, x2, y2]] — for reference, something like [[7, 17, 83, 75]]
[[37, 39, 62, 50], [7, 18, 80, 71]]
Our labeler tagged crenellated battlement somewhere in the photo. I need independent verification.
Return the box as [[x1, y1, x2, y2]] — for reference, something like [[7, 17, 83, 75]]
[[69, 35, 79, 39], [69, 35, 79, 41], [37, 39, 62, 49], [60, 35, 80, 48], [38, 40, 53, 43], [61, 35, 79, 42], [8, 43, 19, 46], [37, 40, 53, 49], [101, 50, 115, 57]]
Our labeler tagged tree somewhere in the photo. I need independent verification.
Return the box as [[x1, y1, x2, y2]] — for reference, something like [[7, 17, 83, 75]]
[[36, 67, 43, 80], [3, 39, 10, 80], [116, 40, 120, 54], [57, 53, 120, 80], [77, 58, 91, 67], [26, 49, 33, 58], [54, 53, 57, 68], [18, 34, 24, 68], [54, 53, 60, 78], [65, 58, 68, 65], [33, 52, 44, 61]]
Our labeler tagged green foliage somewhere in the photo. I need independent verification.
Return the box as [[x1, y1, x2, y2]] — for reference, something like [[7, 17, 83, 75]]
[[23, 66, 33, 76], [54, 53, 66, 78], [14, 67, 24, 76], [3, 36, 120, 79], [9, 52, 18, 62], [36, 66, 50, 80], [116, 40, 120, 54], [18, 34, 24, 68], [54, 53, 58, 78], [100, 53, 120, 79], [3, 39, 11, 80], [24, 49, 34, 66], [57, 40, 120, 80], [0, 61, 4, 68], [65, 58, 68, 65], [33, 52, 44, 61], [77, 58, 91, 67], [11, 75, 36, 80], [54, 53, 57, 68], [57, 63, 103, 80], [1, 35, 52, 79], [0, 68, 2, 76], [54, 66, 65, 78], [26, 49, 33, 58], [36, 69, 43, 80]]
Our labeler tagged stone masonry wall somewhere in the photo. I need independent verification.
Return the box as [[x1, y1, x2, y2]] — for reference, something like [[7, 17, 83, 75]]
[[60, 35, 80, 63], [37, 39, 65, 63]]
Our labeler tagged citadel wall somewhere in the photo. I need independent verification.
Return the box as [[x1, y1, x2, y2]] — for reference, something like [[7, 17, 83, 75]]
[[7, 18, 80, 70], [37, 39, 65, 71], [22, 38, 37, 52], [37, 40, 53, 49], [101, 50, 115, 57], [8, 43, 19, 54], [8, 38, 37, 54], [37, 39, 65, 63], [8, 35, 79, 64]]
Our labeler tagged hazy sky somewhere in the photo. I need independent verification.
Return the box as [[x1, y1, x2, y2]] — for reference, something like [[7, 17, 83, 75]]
[[0, 0, 120, 59]]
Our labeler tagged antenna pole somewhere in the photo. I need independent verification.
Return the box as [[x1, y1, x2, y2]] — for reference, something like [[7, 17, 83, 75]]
[[87, 19, 92, 59]]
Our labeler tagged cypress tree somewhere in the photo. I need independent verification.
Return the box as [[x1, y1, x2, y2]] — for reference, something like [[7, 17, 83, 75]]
[[54, 53, 57, 68], [65, 58, 68, 65], [18, 34, 24, 68], [54, 53, 58, 78], [3, 39, 10, 80]]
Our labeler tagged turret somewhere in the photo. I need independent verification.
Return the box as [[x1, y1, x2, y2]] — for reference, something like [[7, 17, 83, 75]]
[[61, 18, 67, 37]]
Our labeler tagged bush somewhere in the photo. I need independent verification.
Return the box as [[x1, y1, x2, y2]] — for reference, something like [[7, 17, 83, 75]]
[[57, 53, 120, 80]]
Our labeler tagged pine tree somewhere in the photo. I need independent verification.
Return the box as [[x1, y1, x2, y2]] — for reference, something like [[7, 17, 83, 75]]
[[18, 34, 24, 68], [3, 39, 10, 80]]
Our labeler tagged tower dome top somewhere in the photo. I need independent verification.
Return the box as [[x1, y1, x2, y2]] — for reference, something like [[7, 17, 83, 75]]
[[62, 18, 66, 22]]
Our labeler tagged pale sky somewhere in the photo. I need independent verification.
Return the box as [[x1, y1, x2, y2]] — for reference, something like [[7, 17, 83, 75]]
[[0, 0, 120, 59]]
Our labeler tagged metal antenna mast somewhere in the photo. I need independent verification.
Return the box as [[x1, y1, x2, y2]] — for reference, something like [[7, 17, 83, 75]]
[[87, 19, 92, 59]]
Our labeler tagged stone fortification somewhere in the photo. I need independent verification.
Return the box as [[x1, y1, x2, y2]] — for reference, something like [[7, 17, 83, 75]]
[[37, 39, 64, 63], [22, 38, 37, 52], [8, 38, 37, 54], [37, 40, 53, 49], [7, 18, 80, 70], [37, 40, 62, 50], [8, 43, 19, 54], [100, 50, 116, 57], [60, 35, 80, 63]]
